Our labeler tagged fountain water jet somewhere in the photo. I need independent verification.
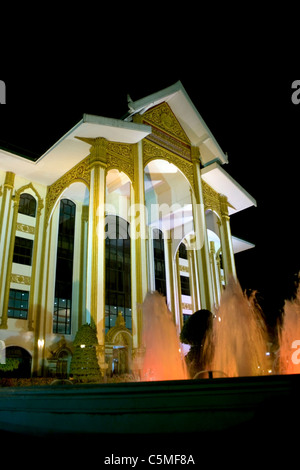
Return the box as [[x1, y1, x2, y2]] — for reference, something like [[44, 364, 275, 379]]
[[203, 277, 269, 377], [278, 279, 300, 374], [141, 291, 189, 381]]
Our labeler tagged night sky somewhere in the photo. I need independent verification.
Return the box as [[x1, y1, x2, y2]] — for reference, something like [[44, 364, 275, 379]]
[[1, 19, 299, 330]]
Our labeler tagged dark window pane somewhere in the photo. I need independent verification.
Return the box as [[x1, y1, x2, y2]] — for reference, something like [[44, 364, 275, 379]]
[[13, 236, 33, 266], [179, 242, 188, 260], [153, 229, 166, 296], [7, 289, 29, 319], [18, 193, 36, 217], [53, 199, 75, 335], [105, 216, 131, 332], [180, 275, 191, 296]]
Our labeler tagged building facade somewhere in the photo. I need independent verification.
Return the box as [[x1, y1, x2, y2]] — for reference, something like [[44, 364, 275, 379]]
[[0, 82, 256, 378]]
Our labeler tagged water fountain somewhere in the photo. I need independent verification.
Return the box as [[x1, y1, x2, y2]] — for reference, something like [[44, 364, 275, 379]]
[[278, 279, 300, 374], [1, 279, 300, 440], [202, 277, 270, 378], [141, 291, 189, 381]]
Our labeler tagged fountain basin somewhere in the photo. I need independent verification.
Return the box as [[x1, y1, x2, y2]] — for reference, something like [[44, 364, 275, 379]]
[[0, 374, 299, 436]]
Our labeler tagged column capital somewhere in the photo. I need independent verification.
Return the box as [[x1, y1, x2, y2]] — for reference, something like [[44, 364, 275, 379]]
[[191, 146, 201, 164], [4, 171, 15, 190], [76, 136, 108, 169], [219, 194, 230, 219], [89, 137, 108, 169]]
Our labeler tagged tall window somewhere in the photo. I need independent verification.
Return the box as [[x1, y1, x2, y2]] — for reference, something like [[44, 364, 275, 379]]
[[105, 216, 131, 332], [53, 199, 76, 335], [153, 229, 167, 296], [178, 242, 191, 296], [8, 289, 29, 319], [18, 193, 36, 217], [180, 275, 191, 296], [13, 236, 33, 265]]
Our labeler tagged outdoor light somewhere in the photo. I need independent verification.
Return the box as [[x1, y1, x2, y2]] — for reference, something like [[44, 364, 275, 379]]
[[80, 344, 86, 349], [37, 339, 44, 349]]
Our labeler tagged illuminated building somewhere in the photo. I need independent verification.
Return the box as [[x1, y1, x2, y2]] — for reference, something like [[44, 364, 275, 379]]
[[0, 82, 256, 377]]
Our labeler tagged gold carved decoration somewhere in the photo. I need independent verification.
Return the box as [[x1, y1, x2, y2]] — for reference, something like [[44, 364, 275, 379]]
[[106, 141, 134, 183], [14, 182, 43, 212], [4, 172, 15, 189], [143, 102, 190, 144], [76, 137, 135, 182], [105, 312, 132, 345], [16, 223, 35, 234], [143, 140, 194, 188], [178, 264, 189, 273], [45, 138, 135, 222], [45, 156, 90, 222], [202, 180, 222, 216], [181, 302, 193, 310], [11, 274, 31, 285]]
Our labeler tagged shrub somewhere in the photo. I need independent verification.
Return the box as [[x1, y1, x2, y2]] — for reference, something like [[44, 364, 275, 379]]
[[70, 324, 102, 383]]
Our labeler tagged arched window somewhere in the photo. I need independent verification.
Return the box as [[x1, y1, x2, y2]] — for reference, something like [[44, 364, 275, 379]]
[[153, 229, 167, 296], [0, 346, 32, 378], [18, 193, 36, 217], [105, 215, 131, 332], [53, 199, 76, 335], [178, 242, 191, 297]]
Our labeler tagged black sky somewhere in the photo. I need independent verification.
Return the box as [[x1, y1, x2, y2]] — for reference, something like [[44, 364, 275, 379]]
[[1, 17, 299, 328]]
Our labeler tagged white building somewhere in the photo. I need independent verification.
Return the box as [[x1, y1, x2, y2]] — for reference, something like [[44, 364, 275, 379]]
[[0, 81, 256, 378]]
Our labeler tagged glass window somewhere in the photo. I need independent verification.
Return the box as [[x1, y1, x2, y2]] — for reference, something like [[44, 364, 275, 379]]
[[179, 242, 188, 260], [153, 229, 167, 297], [13, 236, 33, 265], [105, 216, 131, 332], [53, 199, 76, 335], [183, 313, 191, 324], [18, 193, 36, 217], [180, 275, 191, 296], [53, 297, 72, 334], [8, 289, 29, 319]]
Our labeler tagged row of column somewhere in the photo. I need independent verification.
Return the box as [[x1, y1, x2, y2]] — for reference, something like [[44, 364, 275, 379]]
[[0, 140, 237, 376], [86, 139, 148, 374], [45, 140, 236, 375]]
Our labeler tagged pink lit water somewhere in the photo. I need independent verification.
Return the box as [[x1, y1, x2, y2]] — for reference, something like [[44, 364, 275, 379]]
[[278, 281, 300, 374], [141, 292, 189, 381], [203, 278, 269, 377], [141, 278, 300, 381]]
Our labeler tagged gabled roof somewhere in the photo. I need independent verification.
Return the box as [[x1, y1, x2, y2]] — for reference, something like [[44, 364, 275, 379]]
[[201, 162, 257, 215], [0, 115, 151, 186], [124, 81, 228, 166]]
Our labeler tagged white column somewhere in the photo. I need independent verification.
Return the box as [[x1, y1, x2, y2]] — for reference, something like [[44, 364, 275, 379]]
[[0, 172, 15, 327], [164, 232, 175, 318], [219, 195, 237, 282], [86, 139, 108, 374], [130, 142, 148, 350], [191, 147, 214, 312]]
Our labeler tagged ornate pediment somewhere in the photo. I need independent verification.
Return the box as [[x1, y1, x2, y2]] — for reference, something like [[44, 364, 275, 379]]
[[105, 312, 132, 345], [143, 102, 190, 145]]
